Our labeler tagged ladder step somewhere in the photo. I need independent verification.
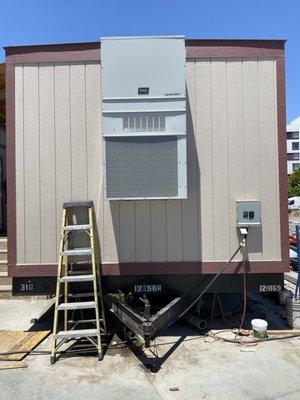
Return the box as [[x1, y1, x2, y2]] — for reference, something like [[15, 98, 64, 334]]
[[68, 292, 95, 298], [57, 301, 96, 310], [60, 275, 93, 283], [64, 224, 90, 232], [68, 270, 93, 275], [68, 319, 97, 324], [63, 201, 93, 209], [56, 329, 98, 339], [61, 248, 92, 257]]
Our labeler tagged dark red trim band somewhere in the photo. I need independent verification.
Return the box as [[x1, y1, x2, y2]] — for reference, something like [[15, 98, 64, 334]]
[[5, 39, 285, 64], [9, 260, 289, 277]]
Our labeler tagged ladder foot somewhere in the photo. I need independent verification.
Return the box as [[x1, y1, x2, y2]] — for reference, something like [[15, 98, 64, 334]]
[[50, 355, 56, 364], [98, 352, 104, 361]]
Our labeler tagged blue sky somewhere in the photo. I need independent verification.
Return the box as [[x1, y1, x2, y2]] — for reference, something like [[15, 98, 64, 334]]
[[0, 0, 299, 122]]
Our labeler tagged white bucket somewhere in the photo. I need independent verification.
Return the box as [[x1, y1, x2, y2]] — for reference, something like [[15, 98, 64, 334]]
[[251, 319, 268, 338]]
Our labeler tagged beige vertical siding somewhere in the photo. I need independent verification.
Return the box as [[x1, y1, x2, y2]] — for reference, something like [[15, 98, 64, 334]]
[[14, 57, 280, 265], [15, 65, 25, 263]]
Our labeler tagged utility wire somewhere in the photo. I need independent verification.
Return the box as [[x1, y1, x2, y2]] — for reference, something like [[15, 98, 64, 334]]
[[165, 243, 243, 329]]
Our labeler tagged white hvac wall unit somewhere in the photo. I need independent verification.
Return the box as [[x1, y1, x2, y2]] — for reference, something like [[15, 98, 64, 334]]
[[101, 36, 187, 200]]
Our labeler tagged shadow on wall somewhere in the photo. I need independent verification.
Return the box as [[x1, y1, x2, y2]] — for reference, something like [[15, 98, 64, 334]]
[[245, 227, 263, 254], [108, 92, 203, 265]]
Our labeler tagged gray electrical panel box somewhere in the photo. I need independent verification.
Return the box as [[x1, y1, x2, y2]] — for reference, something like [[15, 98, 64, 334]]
[[101, 35, 187, 200], [236, 200, 261, 227]]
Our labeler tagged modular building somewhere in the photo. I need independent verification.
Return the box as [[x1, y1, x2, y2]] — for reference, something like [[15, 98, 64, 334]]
[[5, 37, 289, 296]]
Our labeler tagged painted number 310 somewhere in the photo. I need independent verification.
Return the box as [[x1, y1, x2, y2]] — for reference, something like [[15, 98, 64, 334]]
[[20, 283, 34, 292]]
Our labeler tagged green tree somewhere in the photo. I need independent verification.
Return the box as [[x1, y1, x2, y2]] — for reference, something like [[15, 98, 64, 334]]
[[288, 168, 300, 197]]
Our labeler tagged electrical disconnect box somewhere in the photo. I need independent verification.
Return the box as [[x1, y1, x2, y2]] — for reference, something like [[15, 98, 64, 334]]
[[236, 200, 261, 227], [101, 35, 187, 200]]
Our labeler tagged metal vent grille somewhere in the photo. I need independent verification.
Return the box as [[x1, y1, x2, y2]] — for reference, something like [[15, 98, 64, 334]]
[[123, 115, 165, 132], [105, 136, 178, 198]]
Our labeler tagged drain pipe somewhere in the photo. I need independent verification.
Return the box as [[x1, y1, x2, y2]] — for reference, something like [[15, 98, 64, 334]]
[[182, 313, 208, 331]]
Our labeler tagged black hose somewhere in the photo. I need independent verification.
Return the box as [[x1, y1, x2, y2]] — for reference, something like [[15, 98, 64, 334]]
[[168, 244, 243, 326], [1, 331, 299, 357], [211, 332, 300, 344], [235, 243, 248, 339]]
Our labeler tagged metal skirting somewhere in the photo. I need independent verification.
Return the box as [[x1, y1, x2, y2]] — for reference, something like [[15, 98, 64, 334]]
[[12, 273, 284, 296]]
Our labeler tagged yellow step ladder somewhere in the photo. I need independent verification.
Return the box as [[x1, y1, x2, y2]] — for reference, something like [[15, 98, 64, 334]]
[[51, 201, 106, 364]]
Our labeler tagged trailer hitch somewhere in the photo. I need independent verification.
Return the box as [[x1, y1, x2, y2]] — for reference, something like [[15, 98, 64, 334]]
[[106, 292, 199, 347], [139, 294, 151, 319]]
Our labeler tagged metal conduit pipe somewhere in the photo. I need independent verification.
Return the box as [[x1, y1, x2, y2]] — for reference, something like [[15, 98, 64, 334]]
[[182, 313, 208, 331]]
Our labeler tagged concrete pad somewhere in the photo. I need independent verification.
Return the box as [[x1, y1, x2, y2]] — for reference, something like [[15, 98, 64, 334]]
[[0, 330, 299, 400], [0, 299, 53, 330], [0, 297, 299, 400]]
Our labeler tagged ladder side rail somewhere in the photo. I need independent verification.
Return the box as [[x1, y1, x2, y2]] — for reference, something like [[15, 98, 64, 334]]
[[89, 206, 103, 359], [51, 208, 67, 361], [93, 212, 107, 334], [63, 212, 69, 332]]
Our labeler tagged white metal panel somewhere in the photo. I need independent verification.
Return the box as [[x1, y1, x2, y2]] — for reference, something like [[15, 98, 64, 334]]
[[101, 36, 185, 98], [101, 36, 187, 200]]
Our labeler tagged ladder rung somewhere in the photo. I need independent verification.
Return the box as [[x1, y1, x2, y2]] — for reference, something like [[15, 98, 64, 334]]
[[68, 319, 98, 324], [57, 301, 96, 310], [56, 329, 98, 339], [61, 248, 92, 257], [64, 224, 90, 232], [68, 270, 93, 275], [63, 201, 93, 209], [68, 292, 95, 298], [60, 275, 93, 283]]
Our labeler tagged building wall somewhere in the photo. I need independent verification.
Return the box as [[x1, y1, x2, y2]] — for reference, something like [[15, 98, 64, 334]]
[[0, 125, 5, 232], [286, 117, 300, 174], [14, 57, 280, 266]]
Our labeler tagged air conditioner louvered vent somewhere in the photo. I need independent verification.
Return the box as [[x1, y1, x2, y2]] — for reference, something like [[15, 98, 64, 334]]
[[123, 115, 165, 132]]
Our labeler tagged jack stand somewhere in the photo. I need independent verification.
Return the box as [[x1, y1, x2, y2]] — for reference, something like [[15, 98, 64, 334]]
[[140, 294, 151, 319], [209, 293, 226, 327]]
